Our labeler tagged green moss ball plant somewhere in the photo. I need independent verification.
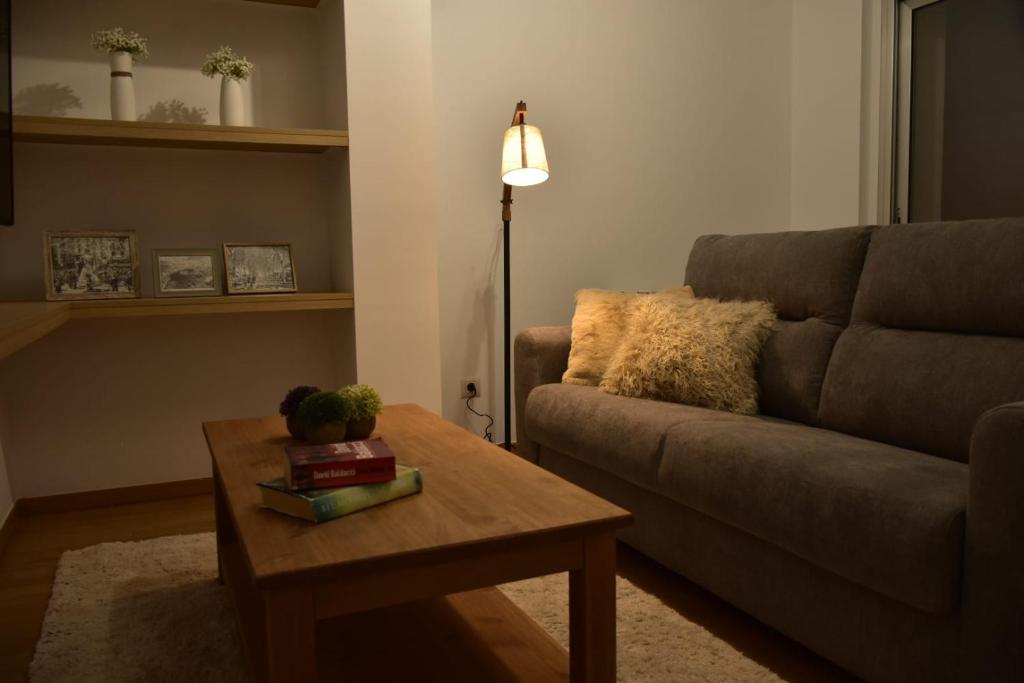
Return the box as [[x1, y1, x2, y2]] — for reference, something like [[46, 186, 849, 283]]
[[338, 384, 383, 440], [279, 385, 320, 439], [296, 391, 353, 444]]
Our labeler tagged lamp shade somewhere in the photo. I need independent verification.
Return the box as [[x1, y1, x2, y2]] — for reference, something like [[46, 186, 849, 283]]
[[501, 124, 549, 187]]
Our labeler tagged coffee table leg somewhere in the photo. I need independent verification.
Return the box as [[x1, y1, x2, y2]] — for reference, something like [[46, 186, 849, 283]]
[[265, 585, 317, 683], [213, 469, 232, 585], [569, 530, 616, 683]]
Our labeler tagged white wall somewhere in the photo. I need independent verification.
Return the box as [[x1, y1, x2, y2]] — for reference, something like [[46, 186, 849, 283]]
[[857, 0, 895, 225], [0, 312, 351, 498], [789, 0, 865, 229], [432, 0, 794, 436], [344, 0, 443, 413]]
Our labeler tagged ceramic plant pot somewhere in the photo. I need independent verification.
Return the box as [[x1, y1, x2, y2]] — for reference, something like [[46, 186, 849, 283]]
[[285, 415, 305, 440], [109, 51, 136, 121], [345, 416, 376, 441], [305, 421, 347, 445], [220, 76, 244, 126]]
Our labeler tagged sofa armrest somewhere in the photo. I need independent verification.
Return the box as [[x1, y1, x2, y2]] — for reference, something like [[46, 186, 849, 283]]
[[964, 401, 1024, 681], [514, 326, 571, 463]]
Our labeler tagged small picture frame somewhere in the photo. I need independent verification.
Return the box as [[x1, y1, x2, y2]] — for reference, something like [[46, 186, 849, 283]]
[[152, 249, 224, 298], [223, 242, 298, 294], [44, 230, 139, 301]]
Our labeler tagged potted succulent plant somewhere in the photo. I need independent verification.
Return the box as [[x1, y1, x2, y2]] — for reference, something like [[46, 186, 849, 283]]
[[279, 385, 320, 439], [338, 384, 383, 440], [91, 28, 149, 121], [201, 46, 254, 126], [296, 391, 352, 444]]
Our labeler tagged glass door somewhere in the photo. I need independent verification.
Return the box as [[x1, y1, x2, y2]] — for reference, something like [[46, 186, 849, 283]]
[[895, 0, 1024, 223]]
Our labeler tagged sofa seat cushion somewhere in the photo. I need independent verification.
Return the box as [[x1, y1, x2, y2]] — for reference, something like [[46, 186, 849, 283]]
[[658, 418, 967, 615], [525, 383, 751, 491]]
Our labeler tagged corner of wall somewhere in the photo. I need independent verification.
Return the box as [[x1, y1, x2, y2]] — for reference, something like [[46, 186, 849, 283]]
[[789, 0, 866, 230], [344, 0, 443, 413], [858, 0, 896, 225], [784, 0, 796, 231]]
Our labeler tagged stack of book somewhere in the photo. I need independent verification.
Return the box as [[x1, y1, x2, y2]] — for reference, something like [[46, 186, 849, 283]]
[[258, 437, 422, 523]]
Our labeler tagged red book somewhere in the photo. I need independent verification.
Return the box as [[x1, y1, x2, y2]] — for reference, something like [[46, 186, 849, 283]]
[[284, 437, 397, 490]]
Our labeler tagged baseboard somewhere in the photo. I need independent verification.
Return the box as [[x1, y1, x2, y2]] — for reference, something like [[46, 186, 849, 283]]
[[0, 499, 22, 559], [17, 477, 214, 516]]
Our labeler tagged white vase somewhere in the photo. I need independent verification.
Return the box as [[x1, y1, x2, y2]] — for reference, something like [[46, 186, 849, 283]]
[[220, 77, 245, 126], [109, 51, 136, 121]]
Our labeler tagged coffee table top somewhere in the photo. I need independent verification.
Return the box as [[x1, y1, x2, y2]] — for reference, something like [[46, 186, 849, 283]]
[[204, 404, 631, 584]]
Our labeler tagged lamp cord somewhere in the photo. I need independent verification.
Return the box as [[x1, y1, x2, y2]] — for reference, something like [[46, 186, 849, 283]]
[[466, 395, 495, 443]]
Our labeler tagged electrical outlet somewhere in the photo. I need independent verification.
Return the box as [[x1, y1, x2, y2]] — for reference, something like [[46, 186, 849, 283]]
[[460, 377, 481, 398]]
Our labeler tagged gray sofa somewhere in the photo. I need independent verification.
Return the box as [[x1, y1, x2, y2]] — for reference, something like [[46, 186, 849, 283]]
[[514, 218, 1024, 682]]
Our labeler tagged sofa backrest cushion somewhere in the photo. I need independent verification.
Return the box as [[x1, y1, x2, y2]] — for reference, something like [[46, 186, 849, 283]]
[[684, 226, 873, 425], [818, 218, 1024, 462]]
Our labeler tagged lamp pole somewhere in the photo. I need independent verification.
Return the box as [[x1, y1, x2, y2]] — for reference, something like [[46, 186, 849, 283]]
[[501, 184, 513, 451]]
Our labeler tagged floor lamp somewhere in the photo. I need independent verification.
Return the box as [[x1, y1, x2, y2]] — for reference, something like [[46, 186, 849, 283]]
[[499, 100, 549, 450]]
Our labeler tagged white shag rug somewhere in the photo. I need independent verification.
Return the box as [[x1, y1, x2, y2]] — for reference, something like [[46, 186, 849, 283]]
[[30, 533, 782, 682]]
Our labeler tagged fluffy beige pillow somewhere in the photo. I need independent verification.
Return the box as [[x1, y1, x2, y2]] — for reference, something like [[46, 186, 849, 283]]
[[562, 286, 694, 386], [600, 293, 776, 415]]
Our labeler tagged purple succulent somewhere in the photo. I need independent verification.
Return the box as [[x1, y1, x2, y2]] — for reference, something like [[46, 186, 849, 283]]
[[279, 385, 320, 418]]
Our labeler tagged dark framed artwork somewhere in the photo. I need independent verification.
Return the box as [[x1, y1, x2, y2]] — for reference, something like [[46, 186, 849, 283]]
[[44, 230, 139, 300], [222, 242, 297, 294], [152, 249, 223, 298]]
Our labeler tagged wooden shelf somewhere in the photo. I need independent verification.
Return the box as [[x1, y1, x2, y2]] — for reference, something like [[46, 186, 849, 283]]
[[13, 116, 348, 153], [71, 292, 353, 319], [0, 293, 353, 360], [246, 0, 319, 6], [0, 302, 72, 362]]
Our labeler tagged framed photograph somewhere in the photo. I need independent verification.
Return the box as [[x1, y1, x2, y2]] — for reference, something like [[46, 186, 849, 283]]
[[44, 230, 139, 301], [152, 249, 224, 298], [223, 242, 298, 294]]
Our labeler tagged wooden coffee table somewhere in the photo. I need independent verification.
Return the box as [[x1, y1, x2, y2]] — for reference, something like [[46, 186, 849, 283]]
[[204, 404, 632, 683]]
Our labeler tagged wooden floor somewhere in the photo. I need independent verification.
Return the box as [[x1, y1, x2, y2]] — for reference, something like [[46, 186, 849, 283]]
[[0, 494, 857, 682]]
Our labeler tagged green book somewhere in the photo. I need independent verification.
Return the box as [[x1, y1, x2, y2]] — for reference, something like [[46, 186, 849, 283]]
[[258, 464, 423, 523]]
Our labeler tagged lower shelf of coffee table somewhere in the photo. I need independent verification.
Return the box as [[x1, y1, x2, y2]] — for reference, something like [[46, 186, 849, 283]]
[[315, 588, 569, 682], [219, 536, 568, 682]]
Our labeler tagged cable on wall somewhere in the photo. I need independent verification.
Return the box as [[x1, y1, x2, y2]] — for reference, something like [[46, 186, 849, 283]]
[[464, 383, 494, 442]]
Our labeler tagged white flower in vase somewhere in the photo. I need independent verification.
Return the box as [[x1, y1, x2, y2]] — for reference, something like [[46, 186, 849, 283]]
[[91, 28, 149, 121], [202, 46, 255, 127]]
